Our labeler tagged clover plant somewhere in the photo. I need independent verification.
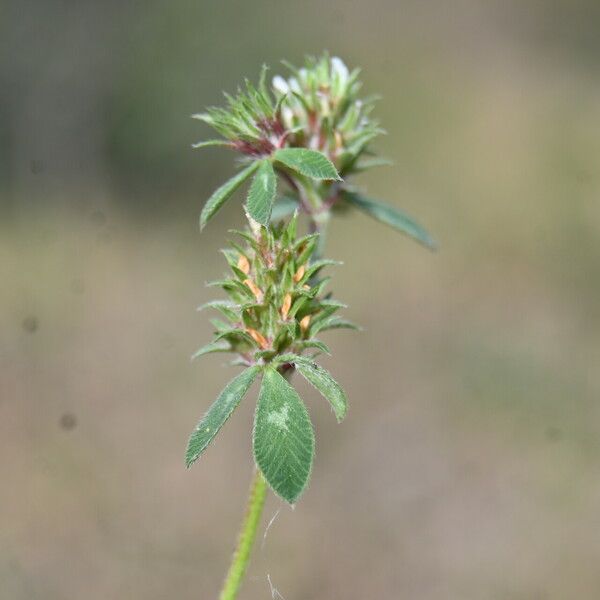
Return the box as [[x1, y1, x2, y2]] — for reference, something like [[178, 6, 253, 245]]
[[187, 53, 435, 600]]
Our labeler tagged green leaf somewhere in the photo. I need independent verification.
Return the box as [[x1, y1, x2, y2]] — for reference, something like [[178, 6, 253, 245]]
[[341, 190, 437, 250], [206, 278, 256, 301], [288, 295, 308, 320], [213, 328, 257, 347], [209, 317, 230, 332], [274, 148, 341, 181], [197, 300, 239, 322], [303, 259, 342, 282], [310, 316, 360, 337], [295, 340, 331, 356], [292, 357, 348, 423], [253, 368, 315, 504], [316, 299, 347, 316], [186, 366, 260, 467], [245, 160, 277, 225], [190, 339, 231, 361], [192, 139, 232, 149], [200, 162, 259, 230]]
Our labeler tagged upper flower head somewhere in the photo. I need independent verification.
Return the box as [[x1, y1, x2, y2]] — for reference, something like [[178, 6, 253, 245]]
[[193, 54, 385, 176]]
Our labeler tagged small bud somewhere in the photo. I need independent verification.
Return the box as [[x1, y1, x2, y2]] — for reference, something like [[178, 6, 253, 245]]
[[331, 56, 349, 83], [244, 278, 263, 302], [281, 293, 292, 319], [293, 265, 306, 283], [272, 75, 289, 95], [246, 328, 269, 349], [237, 254, 250, 274], [300, 315, 311, 332]]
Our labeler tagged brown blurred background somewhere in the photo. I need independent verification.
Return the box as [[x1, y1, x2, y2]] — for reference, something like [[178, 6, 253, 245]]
[[2, 1, 600, 598]]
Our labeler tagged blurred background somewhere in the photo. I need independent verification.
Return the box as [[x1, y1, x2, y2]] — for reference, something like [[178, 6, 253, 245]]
[[2, 1, 600, 598]]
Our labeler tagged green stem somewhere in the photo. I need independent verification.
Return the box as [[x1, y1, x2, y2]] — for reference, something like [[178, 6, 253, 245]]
[[218, 468, 267, 600]]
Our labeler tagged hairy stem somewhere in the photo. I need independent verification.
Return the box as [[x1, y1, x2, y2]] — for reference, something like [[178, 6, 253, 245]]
[[219, 468, 267, 600]]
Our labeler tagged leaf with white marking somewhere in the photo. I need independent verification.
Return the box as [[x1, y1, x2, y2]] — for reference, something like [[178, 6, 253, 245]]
[[186, 366, 260, 467], [253, 368, 314, 504]]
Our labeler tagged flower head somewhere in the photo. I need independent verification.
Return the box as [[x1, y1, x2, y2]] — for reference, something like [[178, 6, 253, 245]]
[[273, 54, 384, 175], [193, 54, 385, 176], [194, 213, 357, 366]]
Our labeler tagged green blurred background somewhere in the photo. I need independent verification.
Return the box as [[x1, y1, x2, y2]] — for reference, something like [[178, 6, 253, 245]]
[[2, 1, 600, 598]]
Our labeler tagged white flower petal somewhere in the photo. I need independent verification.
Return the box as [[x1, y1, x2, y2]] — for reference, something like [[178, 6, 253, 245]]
[[331, 57, 349, 82], [272, 75, 289, 95]]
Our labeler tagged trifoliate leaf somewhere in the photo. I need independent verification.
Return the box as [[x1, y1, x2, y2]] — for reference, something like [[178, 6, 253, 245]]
[[186, 366, 260, 467], [274, 148, 341, 181], [200, 161, 259, 230], [340, 190, 437, 250], [245, 160, 277, 226], [253, 368, 314, 504]]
